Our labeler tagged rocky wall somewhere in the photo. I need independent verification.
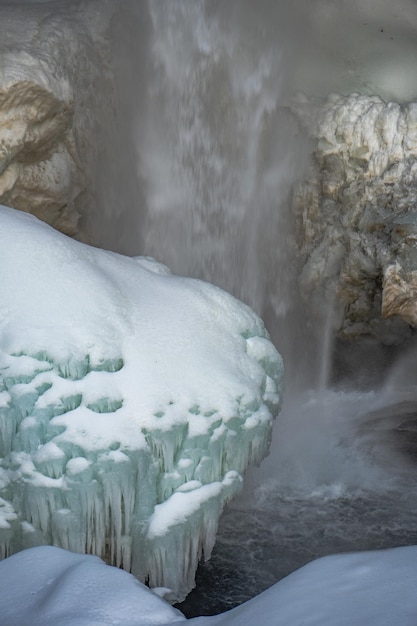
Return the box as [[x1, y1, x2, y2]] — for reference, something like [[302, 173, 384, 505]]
[[294, 93, 417, 346], [0, 0, 115, 237]]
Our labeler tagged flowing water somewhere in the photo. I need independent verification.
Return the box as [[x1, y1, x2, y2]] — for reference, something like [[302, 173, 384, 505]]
[[77, 0, 417, 616], [177, 384, 417, 616]]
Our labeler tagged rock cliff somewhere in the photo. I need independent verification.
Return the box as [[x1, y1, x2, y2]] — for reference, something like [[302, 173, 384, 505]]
[[0, 0, 115, 236], [294, 93, 417, 345]]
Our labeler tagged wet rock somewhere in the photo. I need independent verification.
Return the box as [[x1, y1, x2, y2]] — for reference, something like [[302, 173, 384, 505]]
[[382, 264, 417, 326], [0, 80, 81, 235], [0, 1, 116, 238]]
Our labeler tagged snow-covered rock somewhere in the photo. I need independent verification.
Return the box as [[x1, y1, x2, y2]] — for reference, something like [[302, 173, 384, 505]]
[[294, 93, 417, 344], [0, 205, 283, 601]]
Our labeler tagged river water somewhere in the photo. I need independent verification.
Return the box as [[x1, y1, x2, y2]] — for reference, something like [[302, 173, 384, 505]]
[[179, 387, 417, 615]]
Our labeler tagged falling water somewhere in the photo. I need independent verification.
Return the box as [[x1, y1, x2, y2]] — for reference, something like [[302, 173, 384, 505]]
[[83, 0, 417, 616], [88, 0, 315, 386]]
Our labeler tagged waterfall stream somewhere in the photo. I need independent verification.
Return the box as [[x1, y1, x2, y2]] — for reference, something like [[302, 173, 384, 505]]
[[92, 0, 316, 386]]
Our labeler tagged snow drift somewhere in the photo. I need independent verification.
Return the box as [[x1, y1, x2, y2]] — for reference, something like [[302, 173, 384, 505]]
[[1, 544, 417, 626]]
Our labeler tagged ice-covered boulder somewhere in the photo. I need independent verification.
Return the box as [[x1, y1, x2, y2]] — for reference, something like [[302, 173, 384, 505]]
[[0, 205, 283, 600], [294, 93, 417, 345]]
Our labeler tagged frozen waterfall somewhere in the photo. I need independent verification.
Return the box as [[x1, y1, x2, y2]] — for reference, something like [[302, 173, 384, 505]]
[[2, 0, 417, 623]]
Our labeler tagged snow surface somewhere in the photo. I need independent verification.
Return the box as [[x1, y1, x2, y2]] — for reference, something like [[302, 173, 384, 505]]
[[1, 544, 417, 625], [0, 546, 185, 626], [204, 545, 417, 626], [0, 204, 283, 600]]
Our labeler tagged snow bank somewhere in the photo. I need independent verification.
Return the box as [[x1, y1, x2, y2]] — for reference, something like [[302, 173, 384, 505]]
[[204, 545, 417, 626], [1, 544, 417, 625], [0, 545, 185, 626], [0, 205, 283, 600]]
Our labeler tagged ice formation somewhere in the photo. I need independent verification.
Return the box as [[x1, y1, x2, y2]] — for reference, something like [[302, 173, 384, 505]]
[[0, 205, 283, 600], [2, 544, 417, 625]]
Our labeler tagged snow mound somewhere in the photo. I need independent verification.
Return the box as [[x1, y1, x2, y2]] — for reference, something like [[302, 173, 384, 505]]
[[208, 545, 417, 626], [0, 205, 283, 600], [0, 545, 185, 626]]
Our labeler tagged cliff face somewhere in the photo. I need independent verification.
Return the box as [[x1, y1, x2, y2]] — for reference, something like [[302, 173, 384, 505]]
[[0, 0, 115, 237], [294, 93, 417, 345], [0, 79, 81, 235]]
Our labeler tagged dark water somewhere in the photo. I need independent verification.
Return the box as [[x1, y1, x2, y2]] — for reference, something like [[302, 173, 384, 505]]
[[178, 395, 417, 617]]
